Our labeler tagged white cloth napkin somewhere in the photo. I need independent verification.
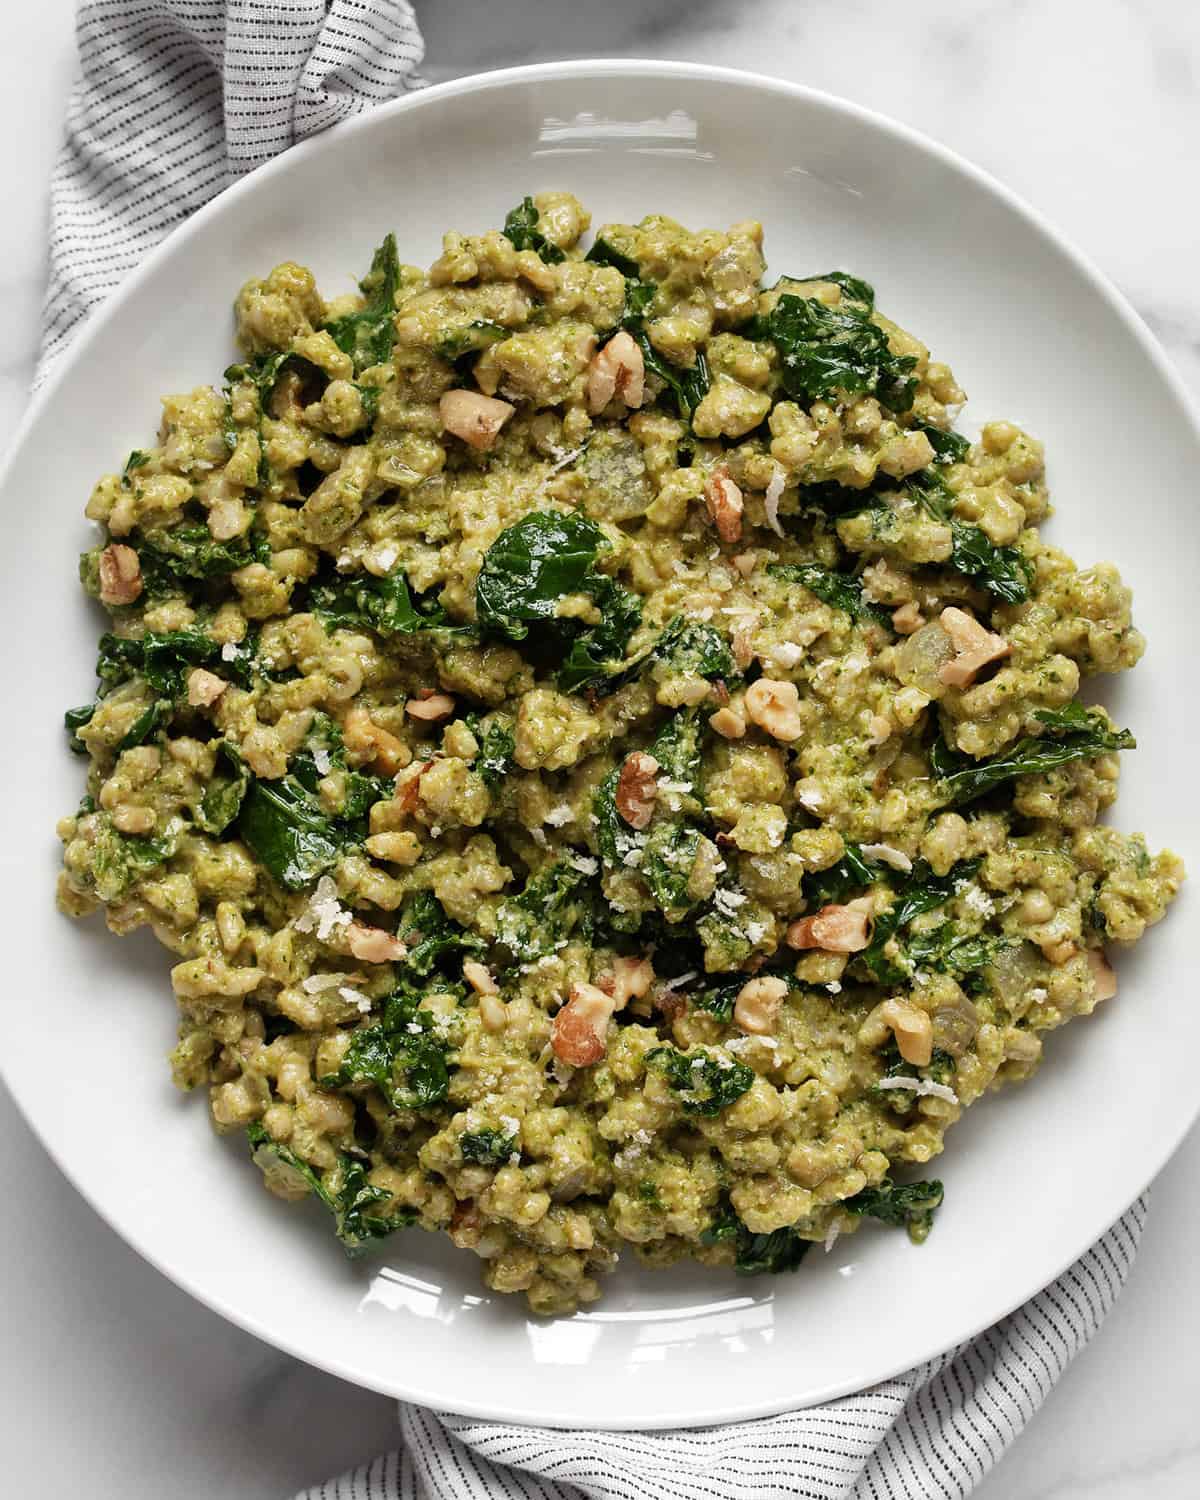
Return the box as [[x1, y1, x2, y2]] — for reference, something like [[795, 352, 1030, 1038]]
[[41, 7, 1148, 1497]]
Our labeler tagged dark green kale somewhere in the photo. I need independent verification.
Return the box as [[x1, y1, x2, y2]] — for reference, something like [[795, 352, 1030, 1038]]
[[246, 1122, 416, 1254], [465, 714, 516, 790], [196, 741, 252, 835], [648, 1046, 755, 1116], [689, 979, 744, 1024], [81, 627, 232, 751], [502, 197, 565, 263], [903, 923, 1000, 978], [785, 270, 875, 310], [309, 566, 463, 638], [585, 237, 641, 278], [123, 449, 152, 476], [133, 525, 270, 595], [861, 859, 981, 983], [802, 842, 884, 907], [435, 320, 509, 359], [322, 232, 402, 372], [558, 575, 643, 693], [912, 421, 971, 464], [320, 983, 453, 1110], [459, 1128, 518, 1166], [843, 1177, 944, 1242], [493, 859, 590, 965], [698, 1205, 811, 1274], [475, 511, 640, 691], [223, 349, 300, 403], [395, 890, 485, 977], [641, 818, 705, 918], [768, 562, 892, 627], [64, 703, 96, 754], [750, 294, 917, 412], [907, 468, 1032, 603], [586, 614, 737, 699], [931, 705, 1136, 807], [635, 336, 710, 421], [236, 775, 345, 890]]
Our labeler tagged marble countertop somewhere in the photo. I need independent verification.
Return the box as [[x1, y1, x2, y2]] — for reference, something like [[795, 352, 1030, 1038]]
[[4, 2, 1198, 1496]]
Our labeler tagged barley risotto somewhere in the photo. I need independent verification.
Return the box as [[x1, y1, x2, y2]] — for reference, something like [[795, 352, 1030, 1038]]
[[56, 193, 1183, 1315]]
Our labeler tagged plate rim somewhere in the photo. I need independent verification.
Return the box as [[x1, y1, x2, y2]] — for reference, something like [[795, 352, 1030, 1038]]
[[4, 56, 1199, 1428]]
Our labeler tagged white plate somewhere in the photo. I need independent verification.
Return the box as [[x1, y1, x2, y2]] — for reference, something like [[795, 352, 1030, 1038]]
[[3, 60, 1197, 1430]]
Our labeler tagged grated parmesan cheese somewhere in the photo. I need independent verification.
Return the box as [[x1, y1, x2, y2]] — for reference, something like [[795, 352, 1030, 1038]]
[[763, 465, 786, 537], [861, 842, 912, 873], [875, 1076, 960, 1105]]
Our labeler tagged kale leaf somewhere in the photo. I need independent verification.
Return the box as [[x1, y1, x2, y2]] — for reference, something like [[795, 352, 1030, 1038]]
[[786, 270, 875, 310], [134, 525, 270, 593], [64, 703, 96, 754], [844, 1177, 944, 1242], [648, 1046, 755, 1116], [585, 237, 641, 278], [907, 468, 1032, 603], [803, 843, 884, 907], [468, 714, 516, 790], [641, 818, 705, 918], [310, 566, 462, 637], [699, 1205, 812, 1274], [435, 320, 509, 359], [460, 1128, 518, 1166], [635, 336, 710, 421], [913, 420, 971, 464], [931, 705, 1136, 806], [751, 294, 917, 412], [689, 979, 744, 1024], [493, 859, 590, 965], [502, 197, 565, 263], [585, 614, 736, 699], [246, 1123, 416, 1254], [475, 511, 640, 690], [196, 741, 252, 835], [320, 983, 453, 1110], [861, 859, 980, 983], [395, 890, 485, 977], [322, 232, 402, 373], [768, 561, 892, 627], [236, 775, 345, 890]]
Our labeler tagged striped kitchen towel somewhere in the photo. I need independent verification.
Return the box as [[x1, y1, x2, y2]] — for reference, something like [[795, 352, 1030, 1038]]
[[42, 6, 1148, 1498]]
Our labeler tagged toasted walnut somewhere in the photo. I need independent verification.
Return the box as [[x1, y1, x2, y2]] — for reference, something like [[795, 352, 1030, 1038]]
[[733, 975, 789, 1035], [346, 922, 407, 963], [730, 616, 758, 670], [1086, 947, 1117, 1000], [709, 706, 746, 739], [704, 465, 744, 545], [343, 704, 409, 774], [477, 992, 508, 1033], [551, 982, 616, 1067], [463, 959, 499, 996], [439, 389, 515, 450], [744, 677, 804, 741], [787, 896, 873, 954], [586, 331, 645, 414], [937, 606, 1011, 689], [602, 956, 655, 1010], [615, 751, 659, 830], [449, 1199, 482, 1249], [186, 667, 227, 707], [406, 691, 456, 723], [891, 600, 925, 635], [98, 543, 143, 606], [876, 997, 934, 1067]]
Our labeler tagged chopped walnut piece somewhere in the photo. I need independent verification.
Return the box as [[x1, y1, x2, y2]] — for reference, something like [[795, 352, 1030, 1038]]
[[586, 331, 645, 414], [733, 975, 789, 1035], [786, 896, 873, 953], [439, 389, 515, 451], [98, 544, 143, 606], [744, 677, 804, 741], [615, 751, 659, 830], [463, 960, 499, 996], [186, 667, 227, 707], [709, 706, 746, 739], [405, 691, 456, 722], [937, 606, 1010, 689], [550, 982, 615, 1067], [704, 465, 744, 545], [891, 600, 925, 635], [346, 922, 407, 963]]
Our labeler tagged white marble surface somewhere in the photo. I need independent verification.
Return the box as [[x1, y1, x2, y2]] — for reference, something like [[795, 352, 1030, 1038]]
[[4, 2, 1199, 1496]]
